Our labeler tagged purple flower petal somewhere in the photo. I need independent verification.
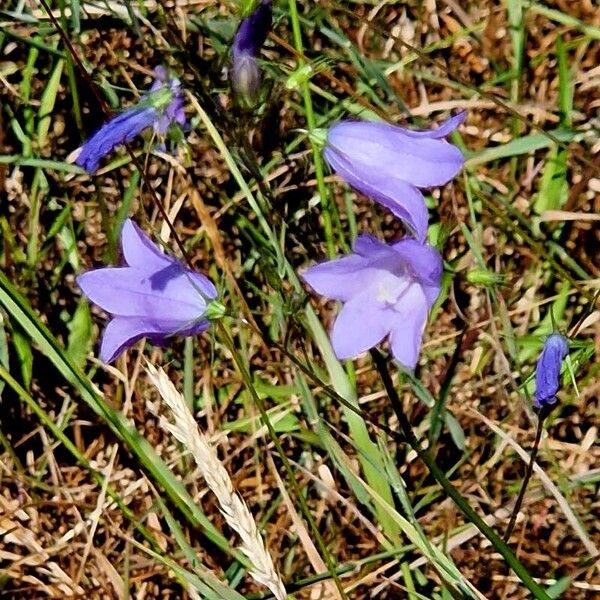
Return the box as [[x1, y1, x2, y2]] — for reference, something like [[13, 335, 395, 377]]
[[301, 254, 371, 302], [388, 284, 429, 369], [76, 107, 157, 173], [391, 238, 444, 294], [327, 121, 465, 188], [353, 234, 393, 261], [231, 0, 272, 101], [120, 219, 173, 270], [331, 290, 391, 359], [233, 0, 272, 58], [303, 236, 443, 365], [77, 219, 217, 363], [77, 266, 209, 323], [100, 316, 210, 363], [399, 111, 466, 139], [75, 69, 186, 174], [325, 147, 429, 241], [534, 333, 569, 408]]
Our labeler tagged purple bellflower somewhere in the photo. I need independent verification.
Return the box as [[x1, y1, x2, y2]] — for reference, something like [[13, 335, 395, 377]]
[[75, 67, 186, 173], [302, 235, 443, 369], [77, 219, 219, 363], [323, 112, 466, 242], [231, 0, 272, 102], [534, 333, 569, 409]]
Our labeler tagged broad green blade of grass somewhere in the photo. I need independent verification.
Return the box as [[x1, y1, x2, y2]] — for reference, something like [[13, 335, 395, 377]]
[[465, 129, 576, 167], [533, 35, 571, 217], [0, 270, 243, 563], [66, 300, 93, 370], [305, 305, 401, 545], [0, 155, 85, 172], [36, 58, 64, 147]]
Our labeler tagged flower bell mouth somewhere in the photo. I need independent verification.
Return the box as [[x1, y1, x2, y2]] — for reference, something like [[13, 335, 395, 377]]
[[301, 235, 442, 369], [376, 277, 411, 307], [77, 219, 218, 363]]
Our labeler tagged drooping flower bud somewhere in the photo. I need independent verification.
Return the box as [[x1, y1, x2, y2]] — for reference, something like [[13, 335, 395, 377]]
[[534, 333, 569, 409], [323, 113, 466, 242], [231, 0, 272, 104]]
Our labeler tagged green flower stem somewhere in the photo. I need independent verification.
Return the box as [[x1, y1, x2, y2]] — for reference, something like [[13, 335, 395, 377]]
[[504, 415, 545, 541], [287, 0, 336, 258]]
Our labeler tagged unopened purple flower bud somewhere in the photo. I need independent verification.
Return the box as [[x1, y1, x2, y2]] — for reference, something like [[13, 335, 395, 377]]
[[231, 0, 272, 102], [534, 333, 569, 409], [75, 67, 186, 173]]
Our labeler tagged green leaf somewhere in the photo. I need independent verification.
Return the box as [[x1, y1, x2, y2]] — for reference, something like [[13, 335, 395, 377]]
[[465, 129, 575, 167], [37, 59, 64, 147], [13, 329, 33, 389], [66, 300, 92, 370]]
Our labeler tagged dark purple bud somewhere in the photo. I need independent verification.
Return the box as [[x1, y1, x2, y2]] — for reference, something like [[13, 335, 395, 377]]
[[231, 0, 272, 101], [534, 333, 569, 408], [233, 0, 272, 58]]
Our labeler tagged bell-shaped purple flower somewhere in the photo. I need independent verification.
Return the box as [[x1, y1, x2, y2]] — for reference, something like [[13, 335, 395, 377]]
[[302, 235, 443, 369], [324, 112, 466, 242], [534, 333, 569, 408], [77, 219, 218, 363], [231, 0, 272, 102], [75, 67, 186, 173]]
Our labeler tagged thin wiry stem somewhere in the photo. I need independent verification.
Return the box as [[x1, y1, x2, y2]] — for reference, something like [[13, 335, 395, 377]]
[[504, 416, 546, 542], [287, 0, 336, 258]]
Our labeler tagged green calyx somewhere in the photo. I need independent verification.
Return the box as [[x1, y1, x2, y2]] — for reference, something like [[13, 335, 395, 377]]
[[308, 127, 327, 149], [466, 269, 504, 287], [205, 300, 227, 321], [146, 86, 175, 112]]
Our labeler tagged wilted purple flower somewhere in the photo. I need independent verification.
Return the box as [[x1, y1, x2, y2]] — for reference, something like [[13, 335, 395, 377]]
[[231, 0, 272, 102], [75, 67, 186, 173], [534, 333, 569, 408], [302, 235, 443, 369], [77, 219, 218, 363], [324, 112, 466, 242]]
